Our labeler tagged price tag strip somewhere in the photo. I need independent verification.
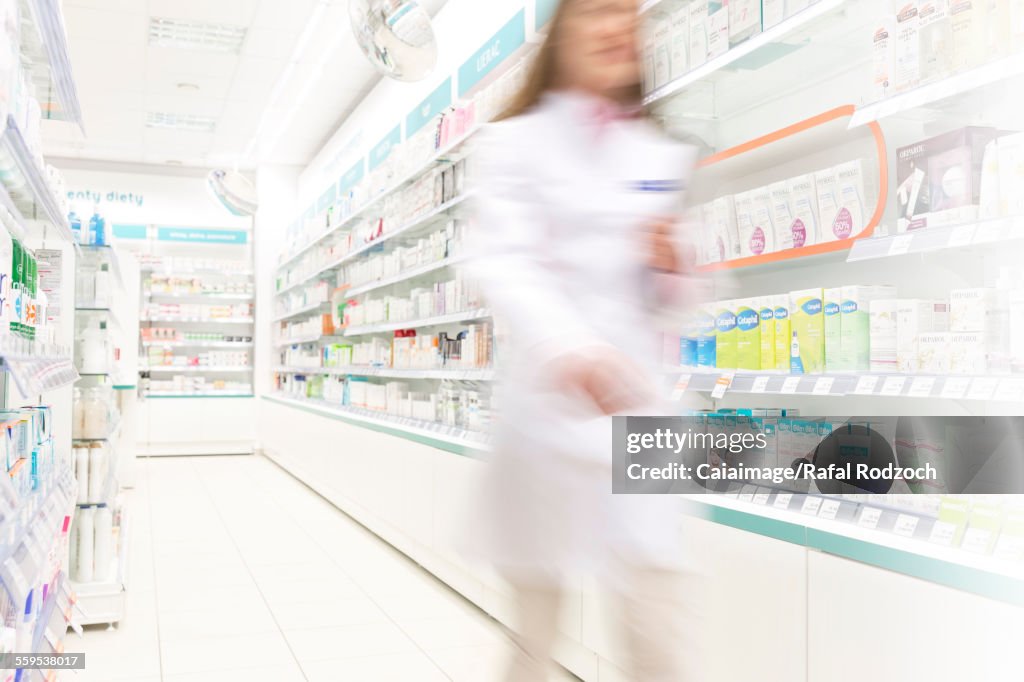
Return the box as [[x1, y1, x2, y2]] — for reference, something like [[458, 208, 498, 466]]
[[928, 520, 957, 546], [892, 514, 920, 538], [818, 499, 842, 521], [752, 489, 771, 505], [857, 507, 882, 530], [670, 374, 691, 401], [940, 377, 971, 400], [750, 375, 771, 394], [800, 496, 823, 515], [966, 377, 998, 401], [853, 375, 879, 395], [780, 377, 802, 394], [812, 377, 835, 395], [948, 224, 976, 248], [773, 493, 794, 510], [887, 234, 915, 256], [880, 376, 907, 397], [907, 377, 936, 398], [710, 373, 735, 399]]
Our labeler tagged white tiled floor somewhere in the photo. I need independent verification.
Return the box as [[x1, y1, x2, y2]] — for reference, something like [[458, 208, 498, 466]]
[[70, 455, 579, 682]]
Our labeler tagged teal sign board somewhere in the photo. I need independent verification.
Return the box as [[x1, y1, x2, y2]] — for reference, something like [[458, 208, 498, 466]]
[[317, 184, 337, 212], [369, 125, 402, 171], [458, 11, 526, 96], [156, 227, 248, 245], [112, 223, 147, 240], [407, 78, 453, 137], [338, 159, 365, 196], [536, 0, 558, 28]]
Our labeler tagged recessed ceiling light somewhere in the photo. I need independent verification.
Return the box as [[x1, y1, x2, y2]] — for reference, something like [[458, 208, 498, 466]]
[[165, 160, 183, 165], [146, 112, 216, 133], [149, 17, 247, 53], [176, 82, 200, 91]]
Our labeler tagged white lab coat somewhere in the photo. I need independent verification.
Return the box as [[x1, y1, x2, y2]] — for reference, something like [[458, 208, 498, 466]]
[[464, 91, 700, 581]]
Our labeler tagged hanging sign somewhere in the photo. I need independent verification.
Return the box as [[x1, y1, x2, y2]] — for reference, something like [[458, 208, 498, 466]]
[[369, 125, 403, 171], [458, 10, 526, 96], [407, 78, 453, 137], [156, 227, 248, 244]]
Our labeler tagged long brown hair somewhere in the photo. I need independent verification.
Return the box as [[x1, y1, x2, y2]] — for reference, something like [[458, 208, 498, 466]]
[[497, 0, 645, 121]]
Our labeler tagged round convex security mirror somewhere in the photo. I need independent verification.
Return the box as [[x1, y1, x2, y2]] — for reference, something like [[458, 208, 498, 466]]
[[349, 0, 438, 82]]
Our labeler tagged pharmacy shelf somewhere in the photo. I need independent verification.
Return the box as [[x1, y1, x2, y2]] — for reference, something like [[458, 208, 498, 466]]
[[72, 509, 129, 626], [141, 316, 254, 324], [643, 0, 846, 106], [846, 216, 1024, 262], [73, 414, 121, 443], [344, 255, 467, 298], [266, 393, 491, 453], [142, 366, 252, 374], [344, 308, 491, 336], [668, 370, 1024, 402], [144, 291, 254, 301], [277, 130, 478, 273], [272, 301, 330, 323], [142, 340, 253, 349], [0, 116, 74, 240], [275, 193, 474, 298], [22, 0, 83, 125], [849, 52, 1024, 128], [0, 337, 78, 395], [273, 333, 344, 348], [273, 365, 495, 381], [145, 391, 254, 398], [0, 181, 29, 243], [76, 304, 123, 334], [140, 265, 254, 277], [80, 244, 125, 291], [29, 570, 65, 655]]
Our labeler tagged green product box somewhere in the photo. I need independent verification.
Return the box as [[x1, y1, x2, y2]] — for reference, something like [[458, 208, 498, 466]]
[[772, 294, 791, 372], [840, 285, 897, 371], [714, 300, 738, 370], [824, 287, 843, 372], [734, 300, 761, 370], [789, 288, 825, 374], [757, 297, 775, 370]]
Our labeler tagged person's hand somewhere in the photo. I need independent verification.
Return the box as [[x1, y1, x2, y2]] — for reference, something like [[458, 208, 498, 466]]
[[547, 345, 655, 415], [645, 218, 695, 274]]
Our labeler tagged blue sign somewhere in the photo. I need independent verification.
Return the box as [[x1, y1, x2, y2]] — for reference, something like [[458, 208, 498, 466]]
[[304, 204, 315, 220], [112, 223, 147, 240], [536, 0, 558, 28], [317, 184, 337, 212], [458, 11, 526, 96], [338, 159, 365, 196], [156, 227, 248, 245], [369, 125, 402, 171], [407, 78, 453, 137]]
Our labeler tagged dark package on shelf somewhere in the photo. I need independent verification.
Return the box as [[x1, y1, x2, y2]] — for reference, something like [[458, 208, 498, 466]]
[[895, 126, 1002, 232]]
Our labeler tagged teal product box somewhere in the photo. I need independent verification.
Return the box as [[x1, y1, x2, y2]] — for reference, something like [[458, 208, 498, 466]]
[[735, 300, 762, 370], [840, 285, 897, 371], [680, 317, 699, 367], [824, 287, 843, 372], [696, 305, 717, 368], [715, 300, 738, 369]]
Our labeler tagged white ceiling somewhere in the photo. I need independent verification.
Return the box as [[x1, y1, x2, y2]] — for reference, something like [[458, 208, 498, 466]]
[[43, 0, 448, 169]]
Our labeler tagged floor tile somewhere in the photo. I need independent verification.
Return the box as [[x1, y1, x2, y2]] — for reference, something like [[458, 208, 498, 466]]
[[302, 651, 449, 682], [284, 621, 417, 663], [268, 594, 391, 630], [160, 632, 296, 676]]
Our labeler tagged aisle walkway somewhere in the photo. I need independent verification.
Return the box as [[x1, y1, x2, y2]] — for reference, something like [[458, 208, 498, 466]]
[[73, 455, 576, 681]]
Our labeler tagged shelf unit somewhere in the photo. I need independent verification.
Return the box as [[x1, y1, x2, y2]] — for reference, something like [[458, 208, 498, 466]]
[[0, 115, 74, 241], [343, 308, 491, 336], [20, 0, 84, 125], [273, 365, 496, 381]]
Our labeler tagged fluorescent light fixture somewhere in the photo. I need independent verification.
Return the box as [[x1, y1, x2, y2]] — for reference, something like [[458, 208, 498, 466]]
[[149, 17, 247, 53], [146, 112, 217, 132]]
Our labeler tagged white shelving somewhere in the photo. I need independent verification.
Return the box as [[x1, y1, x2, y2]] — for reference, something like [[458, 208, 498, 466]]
[[272, 301, 330, 323], [145, 291, 254, 301], [146, 391, 254, 398], [273, 365, 495, 381], [142, 340, 253, 349], [144, 365, 253, 374], [344, 308, 491, 336], [643, 0, 846, 106], [0, 336, 78, 395], [667, 369, 1024, 401], [846, 216, 1024, 262], [21, 0, 84, 125], [273, 333, 344, 348], [0, 115, 74, 240], [344, 255, 467, 298], [275, 193, 474, 298], [849, 52, 1024, 128], [277, 130, 479, 273], [268, 393, 491, 451], [142, 315, 255, 324]]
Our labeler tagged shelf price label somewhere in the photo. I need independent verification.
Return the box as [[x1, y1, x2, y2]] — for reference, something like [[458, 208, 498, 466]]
[[818, 499, 842, 520], [812, 377, 835, 395], [893, 514, 920, 538], [857, 507, 882, 529], [738, 485, 756, 502], [670, 374, 691, 401], [948, 224, 976, 248], [710, 373, 734, 399], [780, 377, 802, 394], [750, 375, 771, 393], [773, 492, 794, 510], [752, 489, 771, 505], [852, 375, 879, 395], [966, 378, 999, 401], [928, 520, 957, 546], [940, 377, 971, 399], [800, 496, 823, 515], [908, 377, 936, 398], [887, 234, 915, 256], [993, 378, 1024, 403], [880, 376, 907, 397]]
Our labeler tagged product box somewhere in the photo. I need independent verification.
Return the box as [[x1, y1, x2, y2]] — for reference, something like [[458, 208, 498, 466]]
[[950, 331, 987, 373], [772, 294, 792, 372], [917, 332, 952, 373], [643, 34, 656, 93], [670, 7, 691, 79], [653, 18, 672, 90], [712, 195, 741, 260], [749, 186, 776, 255], [950, 287, 995, 331], [1011, 290, 1024, 373], [896, 300, 949, 372], [707, 0, 730, 60], [762, 0, 785, 28], [823, 288, 843, 372], [918, 0, 952, 85], [950, 0, 987, 72], [834, 159, 868, 239], [786, 173, 818, 247], [996, 131, 1024, 217], [840, 285, 897, 372], [680, 315, 699, 367], [715, 300, 738, 369], [735, 300, 761, 370], [696, 304, 718, 368], [733, 191, 756, 257], [893, 0, 920, 91], [698, 203, 720, 264], [869, 299, 900, 373], [814, 167, 842, 243], [789, 288, 824, 374], [895, 127, 1001, 229], [872, 16, 896, 101], [689, 0, 710, 68], [768, 181, 795, 251], [758, 297, 776, 370], [729, 0, 761, 44]]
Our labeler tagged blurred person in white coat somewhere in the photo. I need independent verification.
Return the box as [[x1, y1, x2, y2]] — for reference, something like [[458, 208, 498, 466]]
[[465, 0, 706, 679]]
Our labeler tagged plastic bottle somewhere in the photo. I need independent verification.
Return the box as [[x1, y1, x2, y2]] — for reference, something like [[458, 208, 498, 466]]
[[75, 508, 95, 582], [790, 331, 804, 374], [89, 210, 106, 246], [93, 507, 113, 582], [68, 211, 82, 243], [87, 445, 106, 504], [74, 447, 88, 503]]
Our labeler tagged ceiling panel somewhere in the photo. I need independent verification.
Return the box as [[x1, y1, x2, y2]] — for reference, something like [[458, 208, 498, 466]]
[[242, 27, 303, 60], [146, 49, 240, 80], [146, 0, 261, 26], [250, 0, 321, 31], [65, 0, 147, 13], [144, 74, 233, 98], [63, 5, 148, 45], [143, 93, 226, 118]]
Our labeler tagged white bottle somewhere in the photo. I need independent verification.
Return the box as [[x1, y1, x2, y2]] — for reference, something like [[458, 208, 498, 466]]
[[93, 506, 113, 582], [94, 264, 111, 307], [75, 508, 95, 583], [75, 447, 89, 504], [88, 445, 106, 504]]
